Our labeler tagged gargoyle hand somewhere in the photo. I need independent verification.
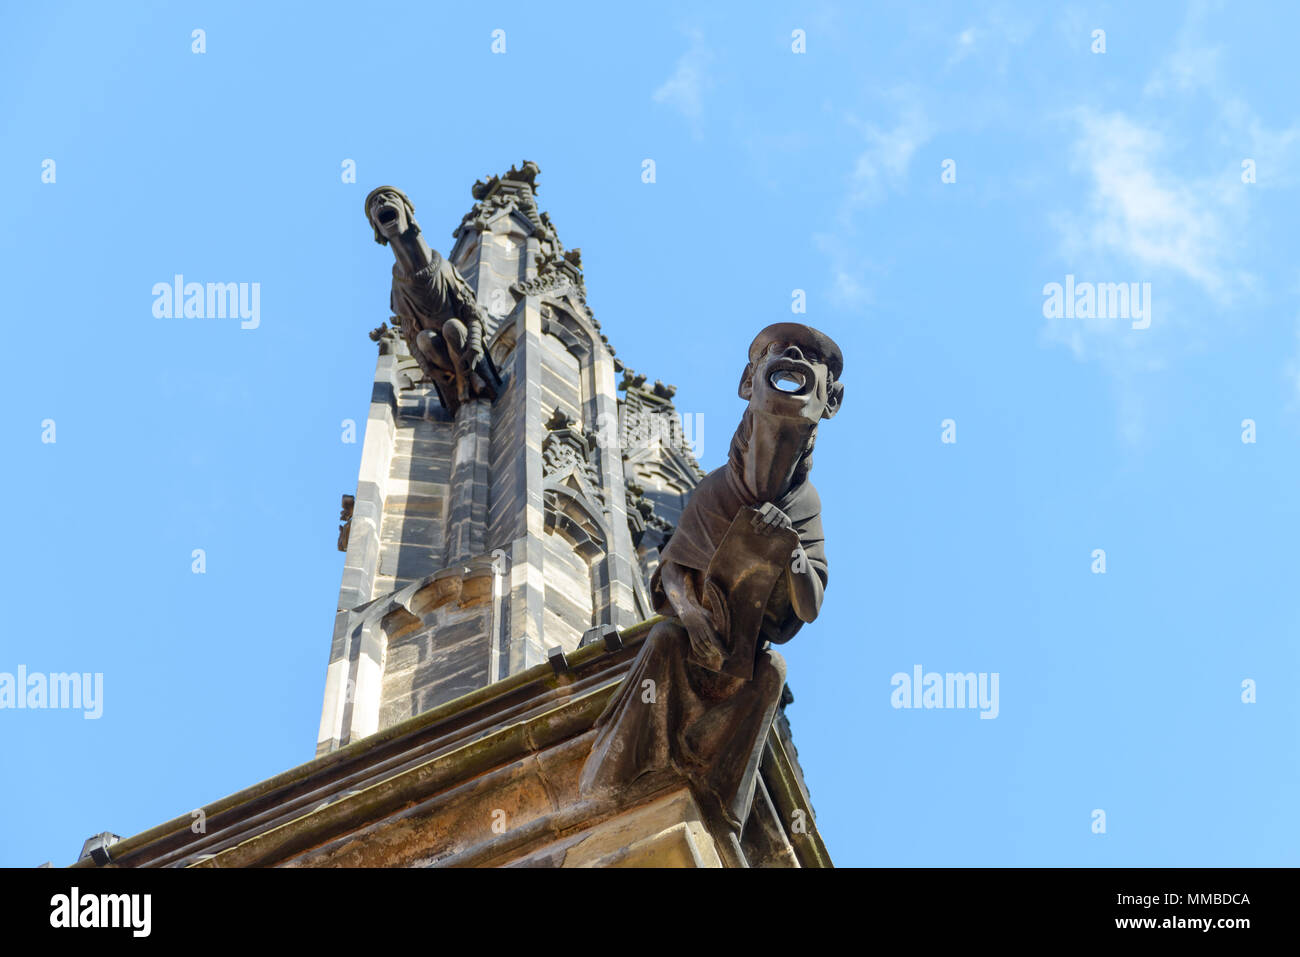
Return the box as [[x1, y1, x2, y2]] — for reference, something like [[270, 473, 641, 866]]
[[751, 502, 794, 535], [680, 606, 726, 669]]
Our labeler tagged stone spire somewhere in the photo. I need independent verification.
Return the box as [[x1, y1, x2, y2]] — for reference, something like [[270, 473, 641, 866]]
[[317, 163, 703, 754]]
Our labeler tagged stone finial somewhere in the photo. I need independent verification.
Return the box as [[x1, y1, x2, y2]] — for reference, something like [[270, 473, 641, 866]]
[[471, 160, 540, 200], [619, 368, 648, 392]]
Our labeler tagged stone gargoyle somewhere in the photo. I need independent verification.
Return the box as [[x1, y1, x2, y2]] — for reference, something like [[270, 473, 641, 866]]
[[364, 186, 504, 415], [579, 322, 844, 834]]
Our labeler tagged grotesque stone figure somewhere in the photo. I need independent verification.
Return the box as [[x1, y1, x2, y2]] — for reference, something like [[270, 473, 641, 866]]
[[364, 186, 503, 414], [579, 323, 844, 834]]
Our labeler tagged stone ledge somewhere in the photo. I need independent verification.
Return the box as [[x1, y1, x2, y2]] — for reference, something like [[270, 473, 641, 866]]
[[69, 615, 829, 868]]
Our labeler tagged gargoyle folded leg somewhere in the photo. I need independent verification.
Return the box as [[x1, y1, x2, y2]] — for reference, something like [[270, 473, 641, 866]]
[[579, 618, 787, 832]]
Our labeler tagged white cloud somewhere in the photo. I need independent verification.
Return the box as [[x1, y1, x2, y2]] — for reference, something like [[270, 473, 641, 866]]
[[946, 6, 1038, 70], [1040, 108, 1249, 393], [1238, 109, 1300, 190], [1144, 43, 1221, 98], [1142, 1, 1222, 99], [846, 103, 932, 206], [1061, 109, 1243, 300], [1038, 6, 1300, 439], [949, 28, 978, 65], [813, 234, 878, 310], [813, 98, 930, 312], [653, 31, 711, 130]]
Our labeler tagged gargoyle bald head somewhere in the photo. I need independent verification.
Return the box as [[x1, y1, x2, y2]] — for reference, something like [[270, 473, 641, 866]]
[[364, 186, 417, 246], [738, 323, 844, 425]]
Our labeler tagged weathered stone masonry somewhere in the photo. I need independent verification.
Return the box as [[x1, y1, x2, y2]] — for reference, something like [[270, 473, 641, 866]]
[[318, 164, 703, 756]]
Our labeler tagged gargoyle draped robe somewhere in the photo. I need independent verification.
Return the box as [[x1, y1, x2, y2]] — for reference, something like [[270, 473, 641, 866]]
[[581, 451, 829, 830], [388, 251, 502, 411]]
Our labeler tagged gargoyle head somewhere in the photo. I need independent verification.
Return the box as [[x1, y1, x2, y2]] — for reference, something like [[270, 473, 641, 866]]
[[364, 186, 417, 246], [738, 323, 844, 425]]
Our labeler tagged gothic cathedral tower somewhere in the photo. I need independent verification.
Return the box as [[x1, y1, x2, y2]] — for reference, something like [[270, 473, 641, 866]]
[[66, 163, 828, 870], [318, 163, 703, 755]]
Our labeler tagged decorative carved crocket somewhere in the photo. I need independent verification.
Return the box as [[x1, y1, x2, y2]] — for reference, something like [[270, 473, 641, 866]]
[[364, 186, 504, 415], [579, 322, 844, 832]]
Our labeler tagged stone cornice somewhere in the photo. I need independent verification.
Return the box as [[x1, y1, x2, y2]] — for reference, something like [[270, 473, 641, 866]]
[[68, 616, 827, 869]]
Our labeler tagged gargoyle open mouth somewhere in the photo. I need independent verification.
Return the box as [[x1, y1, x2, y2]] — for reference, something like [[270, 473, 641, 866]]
[[376, 206, 399, 226], [765, 357, 815, 395]]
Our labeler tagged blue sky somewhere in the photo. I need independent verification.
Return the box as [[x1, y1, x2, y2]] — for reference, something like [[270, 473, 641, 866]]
[[2, 1, 1297, 867]]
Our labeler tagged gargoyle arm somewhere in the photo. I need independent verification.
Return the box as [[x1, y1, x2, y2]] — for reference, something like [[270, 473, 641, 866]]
[[659, 560, 725, 666], [787, 556, 827, 625]]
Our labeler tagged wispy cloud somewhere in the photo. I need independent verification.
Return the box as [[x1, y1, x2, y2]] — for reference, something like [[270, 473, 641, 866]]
[[845, 98, 932, 207], [1040, 3, 1297, 441], [949, 27, 978, 66], [946, 6, 1037, 70], [1233, 104, 1300, 190], [813, 233, 879, 310], [652, 30, 712, 133], [1143, 43, 1221, 98], [1040, 106, 1249, 404], [815, 96, 931, 312], [1045, 7, 1300, 384], [1142, 0, 1221, 98], [1060, 108, 1244, 300]]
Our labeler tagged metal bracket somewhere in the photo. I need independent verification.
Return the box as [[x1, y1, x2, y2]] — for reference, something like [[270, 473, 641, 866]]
[[579, 623, 622, 652], [79, 832, 120, 866]]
